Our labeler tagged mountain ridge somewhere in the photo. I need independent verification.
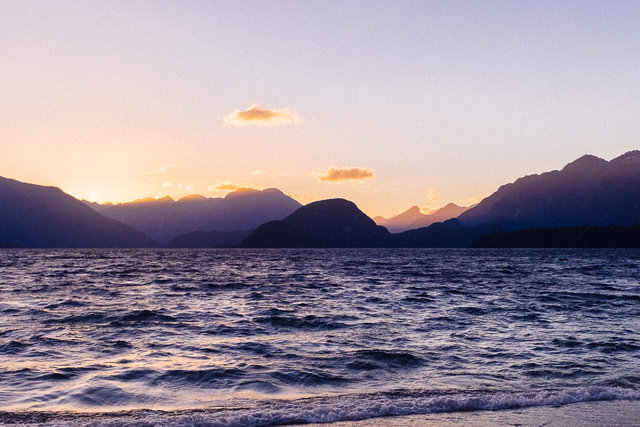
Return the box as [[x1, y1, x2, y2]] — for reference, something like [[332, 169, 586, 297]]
[[240, 198, 499, 248], [375, 202, 472, 233], [92, 188, 302, 244], [241, 198, 390, 247], [458, 151, 640, 230], [0, 176, 158, 248]]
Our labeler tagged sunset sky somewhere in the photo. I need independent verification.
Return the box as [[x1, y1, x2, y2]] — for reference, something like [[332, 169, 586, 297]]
[[2, 1, 640, 217]]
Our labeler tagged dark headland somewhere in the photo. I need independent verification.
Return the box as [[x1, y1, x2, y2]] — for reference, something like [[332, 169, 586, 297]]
[[472, 224, 640, 248]]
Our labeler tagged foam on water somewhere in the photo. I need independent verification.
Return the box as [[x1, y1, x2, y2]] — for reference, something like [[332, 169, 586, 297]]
[[2, 386, 639, 426]]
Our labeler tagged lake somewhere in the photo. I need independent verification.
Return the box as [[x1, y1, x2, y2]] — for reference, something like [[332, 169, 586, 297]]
[[1, 248, 639, 425]]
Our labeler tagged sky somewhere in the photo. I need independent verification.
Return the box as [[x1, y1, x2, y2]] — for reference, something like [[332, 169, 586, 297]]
[[2, 1, 640, 217]]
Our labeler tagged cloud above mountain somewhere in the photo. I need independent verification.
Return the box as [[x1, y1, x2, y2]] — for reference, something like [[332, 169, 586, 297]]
[[317, 167, 375, 182], [425, 188, 440, 207], [224, 105, 303, 127], [209, 183, 239, 191]]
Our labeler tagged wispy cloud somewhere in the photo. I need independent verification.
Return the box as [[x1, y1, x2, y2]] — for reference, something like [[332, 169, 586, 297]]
[[177, 183, 194, 192], [208, 182, 239, 191], [317, 167, 375, 183], [142, 165, 172, 175], [426, 189, 440, 205], [161, 181, 173, 188], [224, 105, 303, 127]]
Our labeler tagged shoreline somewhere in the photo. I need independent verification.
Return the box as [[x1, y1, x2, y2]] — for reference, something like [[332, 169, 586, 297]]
[[308, 399, 640, 427], [2, 399, 639, 426]]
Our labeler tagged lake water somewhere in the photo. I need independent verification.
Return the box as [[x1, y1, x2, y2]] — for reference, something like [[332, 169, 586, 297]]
[[1, 249, 639, 425]]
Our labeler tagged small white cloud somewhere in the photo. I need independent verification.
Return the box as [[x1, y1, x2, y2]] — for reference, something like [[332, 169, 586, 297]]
[[162, 181, 173, 188], [224, 105, 303, 127]]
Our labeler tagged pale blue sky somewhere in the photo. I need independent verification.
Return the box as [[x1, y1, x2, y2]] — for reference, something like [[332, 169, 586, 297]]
[[2, 1, 639, 216]]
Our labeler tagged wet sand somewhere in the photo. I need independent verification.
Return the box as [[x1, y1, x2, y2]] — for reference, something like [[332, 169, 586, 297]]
[[309, 399, 640, 427]]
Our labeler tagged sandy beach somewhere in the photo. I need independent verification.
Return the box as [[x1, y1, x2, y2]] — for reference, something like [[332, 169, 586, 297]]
[[309, 400, 640, 427]]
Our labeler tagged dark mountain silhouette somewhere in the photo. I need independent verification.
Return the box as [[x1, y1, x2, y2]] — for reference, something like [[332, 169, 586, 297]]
[[0, 177, 158, 248], [92, 188, 301, 244], [458, 151, 640, 230], [240, 221, 316, 248], [0, 241, 22, 248], [82, 200, 114, 213], [240, 199, 500, 248], [167, 229, 252, 248], [392, 219, 501, 248], [240, 199, 391, 247], [472, 224, 640, 248], [374, 203, 472, 233]]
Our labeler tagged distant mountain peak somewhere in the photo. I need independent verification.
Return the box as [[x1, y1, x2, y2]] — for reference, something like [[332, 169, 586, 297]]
[[128, 195, 175, 204], [458, 150, 640, 230], [390, 205, 422, 220], [442, 202, 462, 209], [261, 188, 286, 195], [374, 201, 471, 233], [561, 154, 608, 173], [435, 203, 464, 214], [611, 150, 640, 165], [224, 187, 292, 200], [178, 194, 207, 202], [224, 188, 260, 198]]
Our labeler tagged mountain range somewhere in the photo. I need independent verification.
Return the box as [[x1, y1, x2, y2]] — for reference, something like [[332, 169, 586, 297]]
[[2, 150, 639, 248], [458, 151, 640, 230], [239, 199, 499, 248], [240, 150, 640, 247], [87, 188, 301, 244], [373, 203, 472, 233]]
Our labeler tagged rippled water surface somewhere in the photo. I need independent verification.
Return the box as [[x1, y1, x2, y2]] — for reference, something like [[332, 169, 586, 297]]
[[1, 249, 639, 425]]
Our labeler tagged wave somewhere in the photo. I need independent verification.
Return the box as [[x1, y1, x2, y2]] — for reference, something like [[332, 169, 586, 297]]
[[2, 386, 639, 426], [43, 309, 177, 326], [254, 314, 347, 331]]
